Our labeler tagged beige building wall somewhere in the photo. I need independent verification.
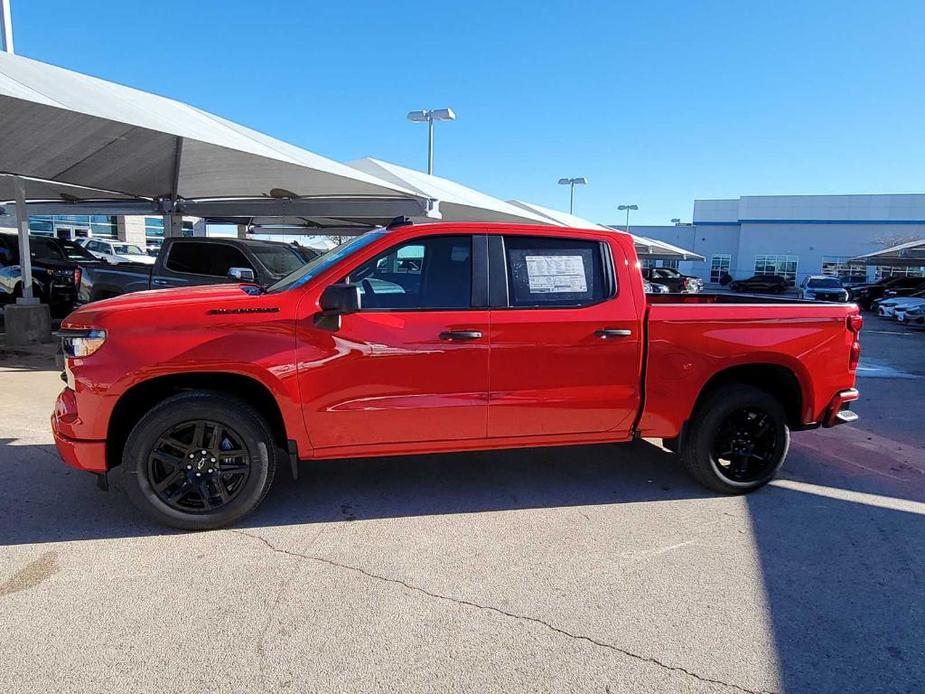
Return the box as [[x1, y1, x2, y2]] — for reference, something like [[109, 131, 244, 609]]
[[118, 216, 148, 247]]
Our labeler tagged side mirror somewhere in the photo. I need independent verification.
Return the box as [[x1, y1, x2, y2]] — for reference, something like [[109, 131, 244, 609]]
[[314, 283, 361, 330], [228, 267, 256, 282]]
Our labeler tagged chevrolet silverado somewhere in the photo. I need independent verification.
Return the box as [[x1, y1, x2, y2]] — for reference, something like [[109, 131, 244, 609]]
[[52, 222, 863, 529]]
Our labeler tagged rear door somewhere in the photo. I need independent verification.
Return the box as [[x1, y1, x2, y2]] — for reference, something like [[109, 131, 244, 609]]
[[299, 233, 490, 449], [487, 232, 644, 438], [153, 241, 256, 288]]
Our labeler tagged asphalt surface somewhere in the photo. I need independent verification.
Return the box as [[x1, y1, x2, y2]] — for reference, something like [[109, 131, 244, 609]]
[[0, 320, 923, 693]]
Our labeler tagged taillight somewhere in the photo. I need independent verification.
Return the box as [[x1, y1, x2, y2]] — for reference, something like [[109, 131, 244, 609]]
[[682, 278, 690, 291], [73, 267, 82, 287], [847, 313, 862, 371]]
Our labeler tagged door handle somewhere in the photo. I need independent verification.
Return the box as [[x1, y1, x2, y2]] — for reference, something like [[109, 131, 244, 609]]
[[439, 330, 483, 341], [595, 328, 632, 338], [152, 279, 170, 287]]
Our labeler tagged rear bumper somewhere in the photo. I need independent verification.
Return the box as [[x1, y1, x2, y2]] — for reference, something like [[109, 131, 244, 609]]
[[822, 388, 859, 428]]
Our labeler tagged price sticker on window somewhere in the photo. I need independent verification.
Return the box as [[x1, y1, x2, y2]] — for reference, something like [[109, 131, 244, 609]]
[[525, 255, 588, 294]]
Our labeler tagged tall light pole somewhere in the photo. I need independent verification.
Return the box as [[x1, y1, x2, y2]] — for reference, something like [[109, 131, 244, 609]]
[[407, 108, 456, 175], [618, 204, 638, 233], [1, 0, 14, 53], [557, 177, 587, 215]]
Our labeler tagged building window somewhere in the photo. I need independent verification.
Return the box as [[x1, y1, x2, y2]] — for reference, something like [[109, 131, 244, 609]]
[[145, 217, 195, 240], [710, 254, 731, 283], [27, 214, 116, 239], [874, 264, 925, 278], [754, 255, 798, 285], [821, 256, 867, 281], [641, 259, 680, 270]]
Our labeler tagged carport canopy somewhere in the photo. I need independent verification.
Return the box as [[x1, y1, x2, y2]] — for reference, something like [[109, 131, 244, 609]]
[[849, 239, 925, 267], [0, 52, 436, 300]]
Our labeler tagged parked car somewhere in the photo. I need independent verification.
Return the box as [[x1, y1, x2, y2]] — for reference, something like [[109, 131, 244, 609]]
[[897, 304, 925, 326], [874, 289, 925, 318], [643, 279, 670, 294], [800, 275, 850, 302], [78, 238, 156, 265], [728, 274, 790, 294], [0, 233, 102, 315], [641, 267, 703, 293], [77, 237, 309, 304], [851, 276, 925, 310], [53, 222, 862, 530]]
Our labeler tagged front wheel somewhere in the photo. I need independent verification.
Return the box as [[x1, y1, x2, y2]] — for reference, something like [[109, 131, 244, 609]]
[[680, 385, 789, 494], [119, 392, 278, 530]]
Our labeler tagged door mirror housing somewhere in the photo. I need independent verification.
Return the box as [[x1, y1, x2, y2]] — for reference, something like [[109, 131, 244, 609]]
[[315, 283, 361, 330], [228, 266, 256, 282]]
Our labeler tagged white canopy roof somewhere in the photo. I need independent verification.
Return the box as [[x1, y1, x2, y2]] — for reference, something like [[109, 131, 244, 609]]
[[849, 239, 925, 267], [0, 52, 433, 218], [506, 200, 610, 229], [348, 158, 555, 225], [508, 201, 705, 260]]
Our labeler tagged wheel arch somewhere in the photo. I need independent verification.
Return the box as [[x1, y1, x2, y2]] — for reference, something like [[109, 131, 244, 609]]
[[691, 362, 805, 430], [106, 372, 289, 470]]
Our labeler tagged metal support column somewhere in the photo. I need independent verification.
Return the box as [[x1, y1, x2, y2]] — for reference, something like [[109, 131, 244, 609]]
[[13, 176, 37, 303]]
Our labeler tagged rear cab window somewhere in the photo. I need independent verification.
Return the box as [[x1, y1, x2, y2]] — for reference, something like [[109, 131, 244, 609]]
[[164, 242, 255, 277]]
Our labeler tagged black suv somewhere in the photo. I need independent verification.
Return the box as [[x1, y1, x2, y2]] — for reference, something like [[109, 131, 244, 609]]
[[729, 274, 790, 294], [0, 233, 102, 316]]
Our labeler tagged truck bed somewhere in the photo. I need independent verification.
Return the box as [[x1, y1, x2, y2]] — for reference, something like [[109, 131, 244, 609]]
[[638, 295, 860, 438]]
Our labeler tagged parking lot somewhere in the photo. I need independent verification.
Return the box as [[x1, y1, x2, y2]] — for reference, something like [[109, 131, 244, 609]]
[[0, 323, 922, 693]]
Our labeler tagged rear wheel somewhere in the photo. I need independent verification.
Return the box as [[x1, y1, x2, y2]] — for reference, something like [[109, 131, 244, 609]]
[[680, 385, 789, 494], [119, 392, 277, 530]]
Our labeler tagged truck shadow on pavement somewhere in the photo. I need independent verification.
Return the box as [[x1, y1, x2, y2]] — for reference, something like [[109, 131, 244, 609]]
[[0, 438, 707, 546]]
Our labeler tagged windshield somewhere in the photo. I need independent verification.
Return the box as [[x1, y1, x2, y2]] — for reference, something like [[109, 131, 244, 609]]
[[808, 277, 842, 288], [250, 244, 309, 277], [112, 243, 146, 255], [267, 230, 387, 293]]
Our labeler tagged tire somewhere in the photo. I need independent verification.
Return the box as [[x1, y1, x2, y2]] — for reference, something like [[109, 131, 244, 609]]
[[680, 384, 790, 494], [118, 391, 278, 530]]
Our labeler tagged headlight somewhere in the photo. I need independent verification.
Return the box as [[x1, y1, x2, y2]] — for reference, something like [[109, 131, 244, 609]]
[[57, 328, 107, 358]]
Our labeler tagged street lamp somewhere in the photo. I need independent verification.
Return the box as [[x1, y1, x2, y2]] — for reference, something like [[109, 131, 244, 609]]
[[617, 204, 638, 233], [557, 177, 588, 215], [407, 108, 456, 175]]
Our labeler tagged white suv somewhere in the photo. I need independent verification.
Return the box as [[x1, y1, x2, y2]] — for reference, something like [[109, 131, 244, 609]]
[[79, 238, 155, 265]]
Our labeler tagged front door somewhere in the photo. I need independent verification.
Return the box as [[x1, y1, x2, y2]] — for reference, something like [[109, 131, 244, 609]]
[[299, 234, 490, 450], [487, 233, 644, 438]]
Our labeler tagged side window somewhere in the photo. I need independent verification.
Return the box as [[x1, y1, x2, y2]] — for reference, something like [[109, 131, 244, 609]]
[[503, 235, 609, 308], [166, 243, 254, 277], [345, 235, 472, 310]]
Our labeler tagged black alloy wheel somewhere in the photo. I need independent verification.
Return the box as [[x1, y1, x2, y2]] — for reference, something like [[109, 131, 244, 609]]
[[121, 391, 277, 530], [710, 407, 779, 484], [147, 419, 251, 513], [679, 384, 790, 494]]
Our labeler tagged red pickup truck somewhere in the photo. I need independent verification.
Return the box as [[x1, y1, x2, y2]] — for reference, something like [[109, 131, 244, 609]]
[[52, 222, 862, 529]]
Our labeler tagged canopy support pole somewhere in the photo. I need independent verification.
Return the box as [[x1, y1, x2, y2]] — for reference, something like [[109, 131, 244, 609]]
[[13, 175, 36, 304], [3, 174, 51, 345]]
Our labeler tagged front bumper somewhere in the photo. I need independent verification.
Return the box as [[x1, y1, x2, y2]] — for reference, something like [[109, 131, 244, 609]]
[[51, 388, 107, 472], [822, 388, 860, 428]]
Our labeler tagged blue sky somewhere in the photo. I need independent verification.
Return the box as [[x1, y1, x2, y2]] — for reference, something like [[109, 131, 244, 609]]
[[10, 0, 925, 225]]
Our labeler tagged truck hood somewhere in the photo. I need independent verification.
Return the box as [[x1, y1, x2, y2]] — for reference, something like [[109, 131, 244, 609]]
[[63, 283, 265, 327]]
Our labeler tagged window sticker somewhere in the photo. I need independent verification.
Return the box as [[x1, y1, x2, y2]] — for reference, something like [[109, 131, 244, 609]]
[[525, 255, 588, 294]]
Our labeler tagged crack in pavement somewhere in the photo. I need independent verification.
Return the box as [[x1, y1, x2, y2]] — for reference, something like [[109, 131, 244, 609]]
[[229, 528, 776, 694]]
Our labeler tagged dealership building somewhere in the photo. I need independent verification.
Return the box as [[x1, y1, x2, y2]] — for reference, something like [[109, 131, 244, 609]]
[[624, 193, 925, 286]]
